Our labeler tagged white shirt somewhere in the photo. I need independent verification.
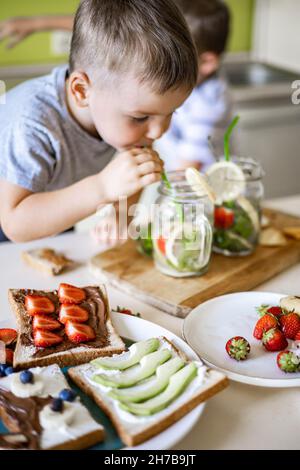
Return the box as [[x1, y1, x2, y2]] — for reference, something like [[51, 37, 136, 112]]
[[156, 74, 233, 171]]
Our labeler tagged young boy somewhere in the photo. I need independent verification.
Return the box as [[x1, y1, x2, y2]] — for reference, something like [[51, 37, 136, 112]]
[[0, 0, 198, 242], [157, 0, 233, 172]]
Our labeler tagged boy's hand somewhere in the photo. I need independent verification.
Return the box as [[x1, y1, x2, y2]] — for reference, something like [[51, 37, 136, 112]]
[[99, 148, 164, 203], [91, 207, 125, 248]]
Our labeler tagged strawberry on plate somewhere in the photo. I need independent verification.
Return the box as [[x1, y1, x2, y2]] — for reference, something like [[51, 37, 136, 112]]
[[262, 328, 288, 352], [253, 314, 278, 340], [25, 295, 55, 316], [33, 329, 63, 348], [279, 313, 300, 340], [277, 350, 300, 373], [65, 322, 95, 344], [225, 336, 250, 361], [59, 304, 89, 324], [214, 207, 234, 229], [115, 306, 141, 317], [294, 331, 300, 341], [58, 283, 86, 304], [0, 328, 17, 345], [256, 304, 283, 318], [32, 314, 61, 331]]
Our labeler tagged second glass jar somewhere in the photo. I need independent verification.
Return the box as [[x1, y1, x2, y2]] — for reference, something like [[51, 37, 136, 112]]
[[213, 157, 264, 256]]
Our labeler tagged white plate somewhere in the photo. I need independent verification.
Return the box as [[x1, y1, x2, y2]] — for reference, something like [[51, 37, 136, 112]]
[[182, 292, 300, 388], [110, 311, 205, 450]]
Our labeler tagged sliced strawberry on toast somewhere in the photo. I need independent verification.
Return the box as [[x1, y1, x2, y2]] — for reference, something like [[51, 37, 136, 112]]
[[25, 295, 55, 316], [58, 283, 86, 304], [65, 322, 95, 344], [32, 314, 61, 331], [0, 328, 17, 346], [59, 304, 89, 324], [33, 329, 63, 348]]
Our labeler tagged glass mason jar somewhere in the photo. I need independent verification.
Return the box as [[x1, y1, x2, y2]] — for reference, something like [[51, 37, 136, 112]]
[[152, 171, 213, 278], [213, 157, 264, 256]]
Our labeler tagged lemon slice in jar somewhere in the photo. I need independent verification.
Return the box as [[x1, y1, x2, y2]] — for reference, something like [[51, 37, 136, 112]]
[[236, 196, 260, 233], [205, 161, 246, 202], [185, 168, 216, 203]]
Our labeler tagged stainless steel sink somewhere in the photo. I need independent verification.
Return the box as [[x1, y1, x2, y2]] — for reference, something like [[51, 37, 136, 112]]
[[222, 61, 298, 88], [222, 60, 300, 198]]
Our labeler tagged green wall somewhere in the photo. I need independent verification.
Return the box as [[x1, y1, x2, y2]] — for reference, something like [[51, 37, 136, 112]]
[[225, 0, 254, 52], [0, 0, 254, 67]]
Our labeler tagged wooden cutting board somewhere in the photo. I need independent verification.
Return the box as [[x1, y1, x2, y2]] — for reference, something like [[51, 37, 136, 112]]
[[90, 209, 300, 318]]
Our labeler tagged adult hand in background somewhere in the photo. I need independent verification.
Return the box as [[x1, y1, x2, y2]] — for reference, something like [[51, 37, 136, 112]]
[[0, 15, 74, 48], [0, 17, 38, 48]]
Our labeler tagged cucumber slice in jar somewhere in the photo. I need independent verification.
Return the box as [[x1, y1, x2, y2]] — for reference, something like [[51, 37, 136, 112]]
[[165, 223, 211, 272]]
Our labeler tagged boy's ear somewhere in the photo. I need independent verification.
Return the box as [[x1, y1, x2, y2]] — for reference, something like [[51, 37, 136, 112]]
[[198, 52, 220, 79], [68, 71, 91, 107]]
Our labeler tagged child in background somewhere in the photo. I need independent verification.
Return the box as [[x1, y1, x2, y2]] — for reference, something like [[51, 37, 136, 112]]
[[0, 0, 198, 243], [157, 0, 233, 172]]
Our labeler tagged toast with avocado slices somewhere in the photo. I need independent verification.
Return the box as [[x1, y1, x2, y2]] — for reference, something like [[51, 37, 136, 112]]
[[68, 337, 228, 446]]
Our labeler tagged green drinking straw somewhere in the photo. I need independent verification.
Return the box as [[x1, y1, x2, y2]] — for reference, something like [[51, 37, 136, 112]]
[[161, 171, 183, 224], [161, 170, 172, 190], [224, 115, 240, 162]]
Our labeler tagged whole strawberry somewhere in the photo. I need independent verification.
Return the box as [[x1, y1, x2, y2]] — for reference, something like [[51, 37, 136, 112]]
[[277, 350, 300, 373], [115, 306, 141, 317], [294, 331, 300, 341], [256, 304, 282, 318], [226, 336, 250, 361], [279, 313, 300, 340], [262, 328, 288, 352], [253, 314, 278, 340]]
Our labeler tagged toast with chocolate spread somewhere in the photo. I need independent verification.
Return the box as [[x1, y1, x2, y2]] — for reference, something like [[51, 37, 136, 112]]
[[9, 284, 126, 369], [0, 364, 104, 450]]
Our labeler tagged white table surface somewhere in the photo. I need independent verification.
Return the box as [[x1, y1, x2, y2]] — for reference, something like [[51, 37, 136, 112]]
[[0, 195, 299, 450]]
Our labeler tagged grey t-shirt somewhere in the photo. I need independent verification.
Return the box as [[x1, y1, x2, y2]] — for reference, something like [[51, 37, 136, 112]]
[[0, 65, 115, 192]]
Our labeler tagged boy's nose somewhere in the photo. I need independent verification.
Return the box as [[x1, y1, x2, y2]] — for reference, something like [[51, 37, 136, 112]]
[[146, 122, 169, 141]]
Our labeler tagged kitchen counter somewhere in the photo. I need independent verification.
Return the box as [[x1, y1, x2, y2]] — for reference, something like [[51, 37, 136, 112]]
[[0, 195, 300, 450]]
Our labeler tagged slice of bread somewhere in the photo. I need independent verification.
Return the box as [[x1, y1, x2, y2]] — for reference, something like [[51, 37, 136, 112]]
[[9, 285, 126, 369], [0, 364, 104, 450], [280, 296, 300, 315], [283, 227, 300, 241], [259, 227, 287, 246], [22, 248, 75, 275], [68, 337, 228, 447]]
